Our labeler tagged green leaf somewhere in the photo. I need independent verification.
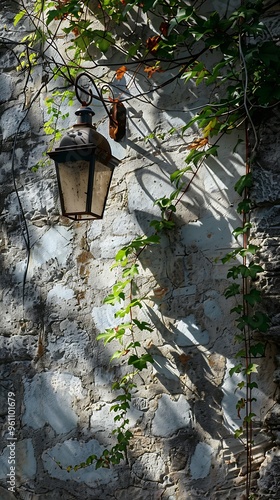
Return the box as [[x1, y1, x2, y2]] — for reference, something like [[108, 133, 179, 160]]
[[221, 248, 241, 263], [244, 288, 261, 306], [115, 248, 128, 261], [224, 283, 240, 298], [249, 311, 270, 332], [96, 329, 117, 345], [234, 427, 243, 438], [238, 244, 259, 256], [247, 262, 264, 278], [110, 350, 125, 361], [229, 363, 242, 376], [122, 264, 139, 278], [237, 381, 245, 390], [142, 0, 158, 13], [46, 9, 60, 24], [232, 223, 252, 239], [244, 363, 258, 375], [243, 412, 256, 423], [236, 398, 245, 410], [235, 349, 246, 358], [231, 305, 243, 314], [250, 342, 265, 357], [132, 319, 154, 332], [247, 381, 258, 389], [97, 37, 112, 53], [237, 199, 252, 214], [234, 173, 253, 195], [86, 455, 97, 466], [128, 353, 154, 370]]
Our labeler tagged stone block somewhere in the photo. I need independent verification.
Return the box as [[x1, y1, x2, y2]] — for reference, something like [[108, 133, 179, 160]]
[[151, 394, 192, 437], [22, 373, 86, 433]]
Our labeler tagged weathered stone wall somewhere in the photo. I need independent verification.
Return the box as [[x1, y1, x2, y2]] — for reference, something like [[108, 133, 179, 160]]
[[249, 4, 280, 498], [0, 1, 279, 499]]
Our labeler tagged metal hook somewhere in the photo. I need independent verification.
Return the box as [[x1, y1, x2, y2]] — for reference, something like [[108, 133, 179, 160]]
[[74, 72, 126, 141]]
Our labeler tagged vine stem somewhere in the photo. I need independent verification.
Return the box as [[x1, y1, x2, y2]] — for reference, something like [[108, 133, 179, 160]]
[[244, 124, 252, 498]]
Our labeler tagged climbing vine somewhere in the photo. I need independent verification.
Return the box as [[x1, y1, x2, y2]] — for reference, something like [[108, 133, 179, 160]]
[[4, 0, 279, 495]]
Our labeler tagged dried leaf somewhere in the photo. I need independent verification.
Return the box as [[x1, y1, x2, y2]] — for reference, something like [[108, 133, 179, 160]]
[[109, 99, 126, 142], [146, 35, 161, 53], [187, 137, 208, 150], [72, 27, 79, 37], [115, 65, 127, 80], [144, 65, 163, 78], [179, 353, 192, 365]]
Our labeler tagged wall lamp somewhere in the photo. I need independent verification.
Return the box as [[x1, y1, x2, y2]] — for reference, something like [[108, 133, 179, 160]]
[[47, 73, 126, 221]]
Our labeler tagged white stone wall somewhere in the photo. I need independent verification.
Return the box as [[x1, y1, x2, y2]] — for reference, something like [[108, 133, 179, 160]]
[[0, 1, 279, 499]]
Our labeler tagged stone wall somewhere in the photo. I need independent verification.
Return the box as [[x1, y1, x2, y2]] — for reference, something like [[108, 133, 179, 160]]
[[0, 1, 279, 499]]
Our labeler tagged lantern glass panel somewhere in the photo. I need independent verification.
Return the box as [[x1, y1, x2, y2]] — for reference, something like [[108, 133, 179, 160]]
[[91, 160, 114, 216], [57, 159, 90, 217]]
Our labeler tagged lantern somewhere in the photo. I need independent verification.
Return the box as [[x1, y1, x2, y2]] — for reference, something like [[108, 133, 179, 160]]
[[48, 106, 119, 221]]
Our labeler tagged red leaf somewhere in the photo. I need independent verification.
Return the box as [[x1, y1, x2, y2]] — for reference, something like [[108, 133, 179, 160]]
[[160, 22, 169, 37]]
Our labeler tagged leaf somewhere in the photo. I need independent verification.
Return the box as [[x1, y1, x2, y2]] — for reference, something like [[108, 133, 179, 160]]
[[237, 381, 245, 390], [247, 381, 258, 389], [116, 65, 127, 80], [115, 247, 130, 263], [142, 0, 158, 12], [86, 455, 97, 466], [160, 21, 169, 37], [122, 264, 139, 278], [236, 397, 245, 418], [110, 350, 125, 361], [250, 342, 265, 357], [243, 412, 256, 423], [232, 223, 252, 239], [96, 330, 116, 345], [244, 363, 258, 375], [249, 311, 270, 333], [230, 305, 243, 314], [235, 349, 246, 358], [187, 137, 208, 150], [128, 353, 154, 370], [170, 166, 192, 185], [244, 288, 261, 306], [238, 244, 259, 256], [224, 283, 240, 298], [234, 173, 253, 195], [98, 37, 112, 53], [46, 9, 61, 24], [144, 65, 163, 78], [229, 363, 242, 376], [14, 10, 26, 26], [132, 319, 154, 332], [247, 262, 264, 279], [168, 6, 193, 33], [234, 427, 243, 439], [146, 35, 161, 53]]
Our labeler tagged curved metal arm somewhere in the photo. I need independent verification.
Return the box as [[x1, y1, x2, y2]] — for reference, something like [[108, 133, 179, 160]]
[[75, 72, 111, 119], [74, 72, 126, 142]]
